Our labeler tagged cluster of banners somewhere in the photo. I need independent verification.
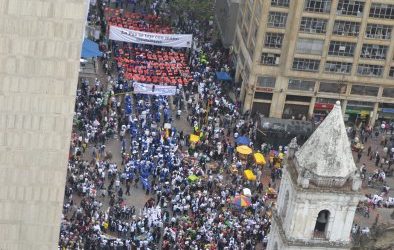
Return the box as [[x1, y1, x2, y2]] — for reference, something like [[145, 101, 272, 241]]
[[109, 26, 193, 48], [134, 82, 177, 96]]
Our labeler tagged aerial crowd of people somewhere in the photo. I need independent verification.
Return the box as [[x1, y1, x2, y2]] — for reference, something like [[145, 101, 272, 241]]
[[59, 0, 393, 249], [59, 1, 281, 249]]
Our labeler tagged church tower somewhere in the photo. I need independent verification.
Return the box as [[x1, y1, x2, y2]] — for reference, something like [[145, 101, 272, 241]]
[[267, 101, 363, 250]]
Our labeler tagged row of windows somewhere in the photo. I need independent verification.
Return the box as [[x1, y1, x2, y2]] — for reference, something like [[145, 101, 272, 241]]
[[361, 44, 388, 60], [291, 58, 387, 78], [300, 19, 392, 40], [304, 0, 332, 13], [256, 77, 394, 98], [245, 8, 392, 43], [270, 0, 394, 20], [261, 53, 280, 66], [300, 17, 327, 34], [292, 59, 353, 74], [336, 0, 364, 17], [366, 24, 392, 40], [370, 3, 394, 20], [268, 12, 288, 28], [275, 37, 390, 60], [264, 33, 284, 48], [328, 41, 355, 57], [271, 0, 289, 7], [333, 20, 360, 37], [260, 51, 394, 78]]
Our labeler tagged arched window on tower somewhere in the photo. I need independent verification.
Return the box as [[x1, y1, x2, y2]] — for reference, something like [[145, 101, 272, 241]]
[[313, 210, 330, 239], [281, 190, 289, 219]]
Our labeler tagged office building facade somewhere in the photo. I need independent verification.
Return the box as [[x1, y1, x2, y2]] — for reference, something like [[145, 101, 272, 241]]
[[0, 0, 88, 249], [233, 0, 394, 125]]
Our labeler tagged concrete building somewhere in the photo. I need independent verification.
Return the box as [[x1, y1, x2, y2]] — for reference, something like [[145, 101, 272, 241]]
[[215, 0, 240, 48], [233, 0, 394, 126], [267, 101, 363, 250], [0, 0, 88, 249]]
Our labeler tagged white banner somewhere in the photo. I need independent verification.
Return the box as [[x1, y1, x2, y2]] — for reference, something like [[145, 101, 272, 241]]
[[134, 83, 177, 96], [109, 26, 193, 48]]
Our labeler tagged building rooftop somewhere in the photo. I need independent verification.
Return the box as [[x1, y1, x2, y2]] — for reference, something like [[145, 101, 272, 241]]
[[294, 101, 357, 179]]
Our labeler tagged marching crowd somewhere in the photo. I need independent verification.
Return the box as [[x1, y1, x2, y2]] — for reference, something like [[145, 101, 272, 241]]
[[59, 1, 280, 249], [59, 0, 393, 249]]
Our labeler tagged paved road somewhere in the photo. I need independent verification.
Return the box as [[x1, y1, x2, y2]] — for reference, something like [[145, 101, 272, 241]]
[[351, 133, 394, 228]]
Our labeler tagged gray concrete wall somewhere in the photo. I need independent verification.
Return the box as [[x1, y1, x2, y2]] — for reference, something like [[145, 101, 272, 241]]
[[0, 0, 87, 249]]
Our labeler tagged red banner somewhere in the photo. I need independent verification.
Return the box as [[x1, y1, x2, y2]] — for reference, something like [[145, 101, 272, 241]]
[[314, 103, 334, 110]]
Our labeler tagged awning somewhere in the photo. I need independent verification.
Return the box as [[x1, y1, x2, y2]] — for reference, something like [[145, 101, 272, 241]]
[[81, 38, 102, 58], [215, 71, 232, 81]]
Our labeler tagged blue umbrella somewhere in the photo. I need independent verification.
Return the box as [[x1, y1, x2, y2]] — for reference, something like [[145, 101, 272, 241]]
[[236, 136, 250, 145]]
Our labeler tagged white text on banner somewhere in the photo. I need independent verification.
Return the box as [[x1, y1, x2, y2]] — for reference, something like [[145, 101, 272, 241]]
[[109, 26, 193, 48]]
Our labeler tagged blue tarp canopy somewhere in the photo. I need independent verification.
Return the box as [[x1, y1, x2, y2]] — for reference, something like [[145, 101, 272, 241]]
[[81, 38, 102, 58], [236, 136, 250, 145], [216, 71, 232, 81]]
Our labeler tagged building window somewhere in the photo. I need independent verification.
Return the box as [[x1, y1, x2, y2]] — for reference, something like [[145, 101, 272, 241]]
[[257, 76, 276, 88], [264, 33, 284, 48], [336, 0, 364, 16], [328, 41, 356, 57], [357, 64, 384, 77], [365, 24, 392, 40], [319, 82, 346, 94], [292, 58, 320, 72], [314, 210, 330, 239], [288, 79, 316, 91], [296, 38, 324, 55], [390, 67, 394, 78], [351, 85, 379, 96], [299, 17, 327, 34], [369, 3, 394, 19], [324, 61, 352, 74], [360, 44, 388, 60], [304, 0, 332, 13], [383, 87, 394, 98], [271, 0, 289, 7], [268, 12, 288, 28], [333, 21, 360, 36], [261, 53, 280, 65]]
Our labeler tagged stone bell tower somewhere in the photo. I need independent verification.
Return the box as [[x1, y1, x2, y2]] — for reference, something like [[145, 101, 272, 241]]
[[267, 101, 363, 250]]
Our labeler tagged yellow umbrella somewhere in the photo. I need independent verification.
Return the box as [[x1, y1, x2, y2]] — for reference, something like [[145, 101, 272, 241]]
[[189, 134, 199, 143], [244, 169, 256, 181], [254, 152, 266, 165], [236, 145, 253, 155]]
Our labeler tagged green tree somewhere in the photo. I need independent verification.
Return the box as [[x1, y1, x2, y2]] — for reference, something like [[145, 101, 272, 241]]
[[169, 0, 214, 22]]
